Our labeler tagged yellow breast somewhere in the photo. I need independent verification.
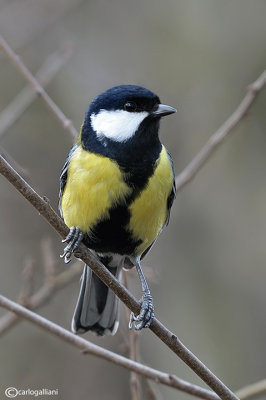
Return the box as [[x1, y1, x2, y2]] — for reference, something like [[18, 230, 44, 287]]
[[128, 146, 173, 255], [61, 145, 173, 257], [61, 146, 132, 232]]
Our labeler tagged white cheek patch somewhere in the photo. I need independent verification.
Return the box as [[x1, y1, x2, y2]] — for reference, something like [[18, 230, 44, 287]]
[[90, 109, 148, 142]]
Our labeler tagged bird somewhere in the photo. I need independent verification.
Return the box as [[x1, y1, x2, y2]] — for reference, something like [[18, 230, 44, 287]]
[[59, 85, 176, 336]]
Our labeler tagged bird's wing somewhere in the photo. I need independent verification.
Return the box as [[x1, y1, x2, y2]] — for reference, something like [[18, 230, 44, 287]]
[[163, 150, 176, 227], [141, 151, 176, 260], [58, 144, 78, 217]]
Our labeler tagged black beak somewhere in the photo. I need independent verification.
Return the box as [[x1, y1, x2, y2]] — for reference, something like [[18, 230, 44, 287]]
[[152, 104, 177, 117]]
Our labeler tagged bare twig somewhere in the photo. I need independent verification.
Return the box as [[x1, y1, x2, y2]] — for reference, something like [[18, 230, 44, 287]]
[[40, 237, 57, 282], [0, 47, 72, 138], [28, 261, 82, 310], [0, 258, 37, 332], [0, 257, 82, 336], [175, 70, 266, 192], [0, 146, 29, 180], [236, 380, 266, 400], [0, 294, 220, 400], [0, 0, 84, 51], [122, 271, 162, 400], [122, 271, 142, 400], [144, 380, 163, 400], [0, 35, 77, 140], [18, 257, 36, 306], [0, 153, 238, 400]]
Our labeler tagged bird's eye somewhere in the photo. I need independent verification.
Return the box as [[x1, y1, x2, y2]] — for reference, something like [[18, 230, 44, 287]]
[[124, 101, 137, 112]]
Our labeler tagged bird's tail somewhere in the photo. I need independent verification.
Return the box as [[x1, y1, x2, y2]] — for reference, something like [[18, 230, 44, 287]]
[[71, 261, 121, 336]]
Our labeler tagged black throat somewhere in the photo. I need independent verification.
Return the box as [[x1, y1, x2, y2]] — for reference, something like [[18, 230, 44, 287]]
[[81, 116, 162, 185]]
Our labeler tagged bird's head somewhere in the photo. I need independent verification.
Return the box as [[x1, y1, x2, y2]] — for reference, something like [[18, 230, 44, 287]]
[[82, 85, 176, 146]]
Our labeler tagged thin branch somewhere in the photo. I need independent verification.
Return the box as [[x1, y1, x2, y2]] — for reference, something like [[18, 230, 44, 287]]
[[144, 380, 163, 400], [236, 380, 266, 400], [122, 271, 161, 400], [18, 257, 36, 307], [0, 294, 219, 400], [0, 257, 37, 334], [175, 70, 266, 192], [0, 145, 30, 180], [0, 255, 82, 336], [40, 237, 57, 282], [0, 153, 238, 400], [0, 35, 77, 140], [0, 0, 84, 51], [122, 271, 142, 400], [0, 46, 72, 138]]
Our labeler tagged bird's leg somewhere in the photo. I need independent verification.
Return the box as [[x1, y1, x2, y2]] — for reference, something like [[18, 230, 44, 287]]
[[60, 226, 83, 264], [129, 258, 154, 331]]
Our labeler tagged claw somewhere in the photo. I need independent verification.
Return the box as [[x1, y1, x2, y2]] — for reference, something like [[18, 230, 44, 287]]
[[60, 249, 72, 264], [60, 226, 83, 264], [129, 293, 154, 331], [129, 312, 134, 330]]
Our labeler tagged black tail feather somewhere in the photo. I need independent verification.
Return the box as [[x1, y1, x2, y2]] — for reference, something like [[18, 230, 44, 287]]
[[72, 263, 120, 336]]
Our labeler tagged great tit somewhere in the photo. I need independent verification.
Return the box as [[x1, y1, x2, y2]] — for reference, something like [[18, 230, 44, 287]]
[[59, 85, 176, 335]]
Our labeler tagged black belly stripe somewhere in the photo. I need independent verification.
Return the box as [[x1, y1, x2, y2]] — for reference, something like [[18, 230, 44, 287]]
[[83, 154, 162, 255], [83, 168, 152, 255], [78, 119, 164, 255], [83, 205, 142, 255]]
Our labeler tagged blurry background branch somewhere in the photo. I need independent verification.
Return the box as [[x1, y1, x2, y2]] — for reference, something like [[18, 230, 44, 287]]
[[235, 380, 266, 400], [0, 35, 78, 140], [0, 237, 153, 338], [0, 238, 82, 336], [122, 271, 142, 400], [0, 46, 72, 139], [175, 69, 266, 192], [0, 145, 30, 180], [0, 294, 220, 400], [0, 0, 84, 51], [122, 271, 163, 400], [0, 153, 238, 400]]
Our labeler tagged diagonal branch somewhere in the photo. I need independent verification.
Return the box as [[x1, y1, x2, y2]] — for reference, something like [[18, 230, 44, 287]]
[[0, 35, 78, 140], [0, 46, 72, 139], [175, 69, 266, 192], [0, 154, 238, 400], [0, 294, 219, 400]]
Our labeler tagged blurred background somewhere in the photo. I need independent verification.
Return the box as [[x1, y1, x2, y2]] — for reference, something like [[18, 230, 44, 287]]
[[1, 1, 266, 399]]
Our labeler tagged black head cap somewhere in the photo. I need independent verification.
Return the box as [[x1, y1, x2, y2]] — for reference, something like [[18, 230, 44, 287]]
[[87, 85, 160, 115]]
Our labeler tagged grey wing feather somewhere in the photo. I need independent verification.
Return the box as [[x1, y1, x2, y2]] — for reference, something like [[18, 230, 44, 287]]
[[164, 150, 176, 227], [141, 150, 176, 260]]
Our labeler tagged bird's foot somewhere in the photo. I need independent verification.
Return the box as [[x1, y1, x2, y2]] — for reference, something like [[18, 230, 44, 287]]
[[60, 226, 83, 264], [129, 292, 154, 331]]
